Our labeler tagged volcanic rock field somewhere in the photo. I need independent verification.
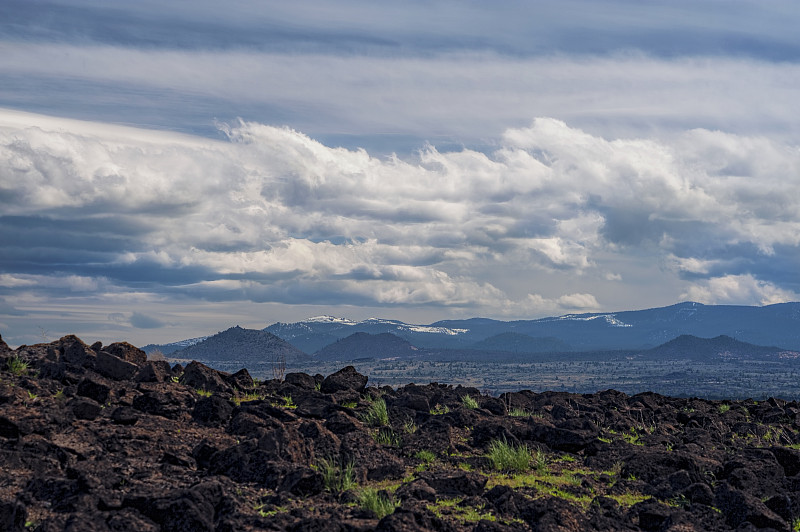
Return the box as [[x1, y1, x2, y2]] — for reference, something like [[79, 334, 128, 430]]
[[3, 334, 800, 531]]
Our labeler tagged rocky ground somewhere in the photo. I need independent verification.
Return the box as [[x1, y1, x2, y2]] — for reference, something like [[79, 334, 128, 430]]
[[3, 335, 800, 531]]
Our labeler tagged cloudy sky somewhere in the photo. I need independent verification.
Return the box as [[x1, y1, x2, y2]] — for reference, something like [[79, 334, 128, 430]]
[[2, 1, 800, 347]]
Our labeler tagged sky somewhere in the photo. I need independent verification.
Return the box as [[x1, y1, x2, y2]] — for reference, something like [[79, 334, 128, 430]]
[[2, 0, 800, 347]]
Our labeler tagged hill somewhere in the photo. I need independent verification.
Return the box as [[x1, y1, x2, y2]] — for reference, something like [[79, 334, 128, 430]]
[[170, 326, 309, 365], [313, 332, 421, 361], [641, 334, 796, 361], [141, 335, 209, 355]]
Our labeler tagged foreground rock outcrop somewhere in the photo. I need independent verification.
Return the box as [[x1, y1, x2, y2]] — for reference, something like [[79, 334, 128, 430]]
[[3, 333, 800, 531]]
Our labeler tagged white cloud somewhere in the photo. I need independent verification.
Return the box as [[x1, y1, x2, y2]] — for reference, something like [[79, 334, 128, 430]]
[[681, 274, 799, 306], [2, 45, 800, 145], [2, 110, 800, 340]]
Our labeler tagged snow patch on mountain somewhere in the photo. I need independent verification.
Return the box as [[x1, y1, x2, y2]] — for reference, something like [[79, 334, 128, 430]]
[[556, 314, 633, 328]]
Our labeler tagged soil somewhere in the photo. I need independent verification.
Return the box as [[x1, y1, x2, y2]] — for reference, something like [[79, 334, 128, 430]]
[[2, 334, 800, 531]]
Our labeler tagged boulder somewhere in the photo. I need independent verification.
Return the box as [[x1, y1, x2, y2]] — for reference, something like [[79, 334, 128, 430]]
[[135, 361, 173, 383], [95, 351, 140, 380], [59, 335, 96, 368], [714, 482, 788, 531], [104, 342, 147, 365], [0, 334, 11, 355], [192, 395, 234, 426], [180, 361, 231, 394], [226, 368, 254, 390], [77, 377, 111, 404], [416, 471, 487, 497], [321, 366, 368, 394], [69, 397, 103, 421], [284, 372, 317, 390]]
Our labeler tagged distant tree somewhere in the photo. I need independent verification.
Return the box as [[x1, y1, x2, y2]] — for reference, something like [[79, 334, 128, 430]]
[[272, 351, 286, 381], [148, 349, 166, 362]]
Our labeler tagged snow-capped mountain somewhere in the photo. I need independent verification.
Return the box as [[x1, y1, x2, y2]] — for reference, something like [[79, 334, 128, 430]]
[[144, 302, 800, 357]]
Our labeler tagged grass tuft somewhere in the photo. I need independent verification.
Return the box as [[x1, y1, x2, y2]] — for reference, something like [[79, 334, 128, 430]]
[[358, 488, 397, 519], [461, 394, 479, 409], [361, 398, 390, 427], [318, 457, 357, 493], [430, 403, 450, 415], [6, 355, 29, 376], [373, 428, 400, 446], [487, 437, 533, 473]]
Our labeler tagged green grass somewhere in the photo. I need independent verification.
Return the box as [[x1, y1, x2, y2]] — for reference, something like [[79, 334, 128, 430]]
[[196, 388, 212, 397], [415, 449, 437, 464], [414, 449, 436, 470], [6, 355, 28, 376], [508, 407, 529, 417], [608, 491, 650, 508], [281, 395, 296, 408], [430, 403, 450, 415], [486, 438, 535, 473], [718, 403, 731, 414], [318, 457, 357, 493], [358, 488, 397, 519], [361, 398, 390, 427], [461, 394, 479, 409], [622, 428, 643, 446], [403, 420, 418, 434], [341, 401, 357, 408], [373, 428, 400, 446], [426, 498, 497, 523]]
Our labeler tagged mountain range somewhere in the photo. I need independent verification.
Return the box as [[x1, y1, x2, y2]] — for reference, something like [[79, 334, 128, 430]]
[[142, 302, 800, 365]]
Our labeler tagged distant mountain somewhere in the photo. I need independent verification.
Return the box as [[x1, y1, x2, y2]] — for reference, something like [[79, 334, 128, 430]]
[[147, 302, 800, 362], [313, 332, 421, 361], [265, 302, 800, 353], [641, 334, 799, 361], [469, 332, 572, 353], [265, 315, 473, 352], [170, 326, 309, 365], [141, 335, 210, 355], [430, 302, 800, 350]]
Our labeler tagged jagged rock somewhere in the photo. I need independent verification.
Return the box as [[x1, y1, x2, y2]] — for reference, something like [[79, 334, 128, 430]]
[[110, 406, 140, 426], [321, 365, 368, 393], [180, 361, 232, 393], [95, 350, 140, 380], [284, 372, 316, 389], [192, 395, 234, 426], [76, 376, 111, 404], [134, 360, 173, 383], [395, 478, 437, 502], [132, 386, 195, 419], [0, 416, 21, 439], [0, 334, 11, 355], [0, 500, 26, 532], [714, 482, 789, 531], [634, 500, 676, 531], [375, 508, 451, 532], [416, 471, 487, 497], [59, 335, 96, 368], [683, 482, 714, 505], [226, 368, 254, 390], [295, 394, 336, 419], [69, 397, 102, 420], [104, 342, 147, 365]]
